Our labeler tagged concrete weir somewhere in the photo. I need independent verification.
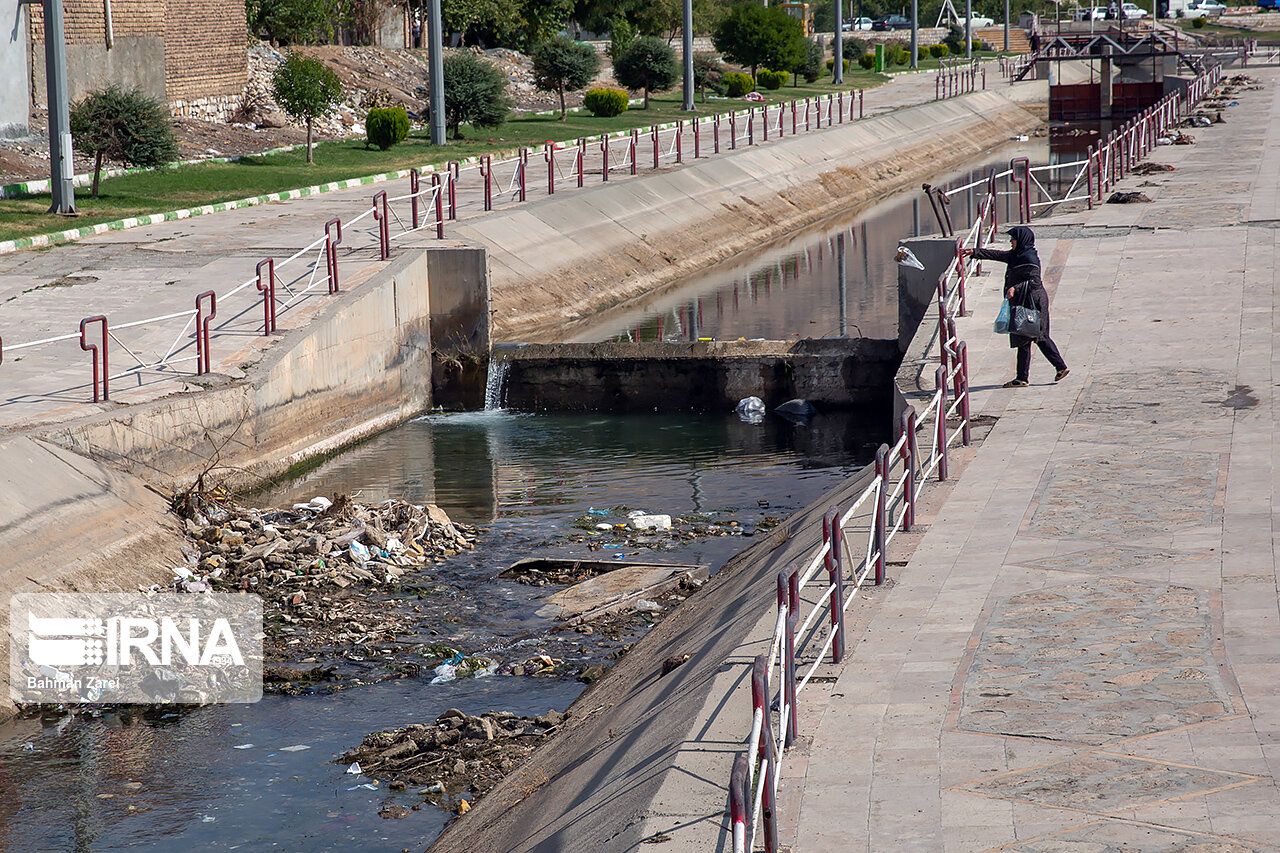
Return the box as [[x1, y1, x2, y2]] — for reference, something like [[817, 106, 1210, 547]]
[[491, 338, 901, 414]]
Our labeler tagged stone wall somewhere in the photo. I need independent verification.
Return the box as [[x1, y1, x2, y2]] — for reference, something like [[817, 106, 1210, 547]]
[[27, 0, 246, 119]]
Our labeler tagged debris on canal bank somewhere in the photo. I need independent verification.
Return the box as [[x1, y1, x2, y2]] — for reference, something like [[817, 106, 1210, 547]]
[[338, 707, 567, 808]]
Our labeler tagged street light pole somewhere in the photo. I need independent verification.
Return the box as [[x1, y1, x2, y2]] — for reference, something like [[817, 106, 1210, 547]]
[[682, 0, 695, 110], [911, 0, 919, 67], [965, 0, 973, 57], [426, 0, 446, 145], [835, 0, 845, 82], [42, 0, 75, 215]]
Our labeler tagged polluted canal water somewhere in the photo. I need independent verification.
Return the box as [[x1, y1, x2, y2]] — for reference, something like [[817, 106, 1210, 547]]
[[0, 142, 1059, 851]]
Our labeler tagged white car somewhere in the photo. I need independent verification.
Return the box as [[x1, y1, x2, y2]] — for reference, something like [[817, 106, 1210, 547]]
[[1122, 2, 1149, 16], [1077, 6, 1108, 19], [1184, 0, 1226, 16], [961, 14, 996, 26], [847, 16, 874, 29]]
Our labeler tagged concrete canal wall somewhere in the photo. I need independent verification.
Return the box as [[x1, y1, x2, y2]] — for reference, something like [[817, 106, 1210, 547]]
[[460, 88, 1044, 343]]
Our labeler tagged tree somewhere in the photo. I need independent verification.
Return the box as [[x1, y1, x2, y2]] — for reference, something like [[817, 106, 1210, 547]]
[[247, 0, 332, 45], [69, 85, 179, 198], [271, 52, 343, 163], [532, 35, 601, 120], [798, 38, 824, 85], [692, 51, 726, 103], [612, 35, 680, 109], [712, 3, 807, 81], [440, 51, 514, 139]]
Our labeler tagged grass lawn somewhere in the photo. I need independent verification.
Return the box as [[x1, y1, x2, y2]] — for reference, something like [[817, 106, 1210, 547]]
[[0, 74, 889, 245]]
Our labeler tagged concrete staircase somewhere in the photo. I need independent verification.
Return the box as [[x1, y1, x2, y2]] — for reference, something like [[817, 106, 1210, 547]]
[[975, 26, 1031, 52]]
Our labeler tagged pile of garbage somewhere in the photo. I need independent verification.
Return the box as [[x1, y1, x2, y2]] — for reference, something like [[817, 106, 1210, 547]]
[[1131, 162, 1174, 175], [171, 492, 477, 658], [562, 506, 778, 554], [339, 707, 567, 810]]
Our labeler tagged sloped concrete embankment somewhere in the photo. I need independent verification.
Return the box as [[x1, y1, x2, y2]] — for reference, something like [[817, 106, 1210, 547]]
[[0, 248, 487, 722], [458, 88, 1044, 343]]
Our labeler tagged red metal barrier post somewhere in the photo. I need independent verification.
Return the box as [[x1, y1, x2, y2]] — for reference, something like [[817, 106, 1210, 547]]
[[79, 315, 108, 402], [409, 168, 420, 229], [823, 507, 846, 663], [480, 154, 493, 209], [195, 291, 216, 375], [373, 190, 390, 260], [447, 160, 459, 219], [874, 445, 888, 585], [256, 258, 277, 334], [431, 173, 444, 238], [325, 217, 342, 293]]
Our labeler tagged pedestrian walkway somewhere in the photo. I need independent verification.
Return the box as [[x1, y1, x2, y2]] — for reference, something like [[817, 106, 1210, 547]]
[[787, 67, 1280, 850], [0, 64, 1005, 432]]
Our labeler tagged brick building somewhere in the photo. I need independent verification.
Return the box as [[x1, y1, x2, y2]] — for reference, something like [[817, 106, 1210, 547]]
[[1, 0, 248, 137]]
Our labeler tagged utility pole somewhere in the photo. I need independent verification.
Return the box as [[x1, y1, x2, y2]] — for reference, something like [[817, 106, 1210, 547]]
[[682, 0, 695, 110], [965, 0, 973, 57], [41, 0, 75, 215], [834, 0, 845, 83], [1004, 0, 1010, 51], [426, 0, 446, 145], [911, 0, 919, 68]]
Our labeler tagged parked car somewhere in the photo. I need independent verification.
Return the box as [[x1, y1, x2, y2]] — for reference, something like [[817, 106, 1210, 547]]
[[851, 16, 875, 29], [872, 14, 912, 29], [1122, 2, 1149, 17], [1075, 6, 1108, 19], [960, 14, 995, 26], [1184, 0, 1226, 16]]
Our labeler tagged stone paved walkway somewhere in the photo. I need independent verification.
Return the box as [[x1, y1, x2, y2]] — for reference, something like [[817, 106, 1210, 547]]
[[790, 67, 1280, 851]]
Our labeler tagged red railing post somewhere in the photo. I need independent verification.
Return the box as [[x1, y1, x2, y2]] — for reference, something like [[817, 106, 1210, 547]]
[[874, 444, 888, 585], [752, 654, 780, 853], [675, 120, 683, 162], [762, 106, 769, 141], [447, 161, 459, 219], [804, 97, 811, 131], [936, 365, 949, 481], [823, 507, 846, 663], [0, 336, 4, 368], [195, 291, 216, 375], [517, 147, 528, 201], [629, 129, 639, 174], [958, 341, 972, 446], [955, 237, 968, 316], [431, 173, 444, 238], [651, 124, 660, 168], [775, 102, 783, 137], [409, 168, 420, 230], [791, 100, 798, 134], [714, 114, 721, 153], [480, 154, 493, 209], [79, 315, 108, 402], [544, 142, 556, 195], [729, 112, 737, 150], [324, 217, 341, 293], [693, 117, 701, 158], [256, 258, 277, 334], [901, 409, 917, 531], [1086, 144, 1095, 209], [730, 754, 749, 853], [777, 564, 799, 746], [576, 138, 586, 187], [599, 134, 610, 182], [372, 190, 389, 260], [859, 88, 864, 119], [748, 108, 755, 145]]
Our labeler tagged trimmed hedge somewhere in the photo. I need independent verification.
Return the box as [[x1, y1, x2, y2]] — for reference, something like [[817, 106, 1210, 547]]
[[930, 43, 950, 58], [724, 71, 755, 97], [758, 68, 788, 90], [826, 57, 852, 71], [858, 52, 876, 70], [365, 106, 410, 151], [583, 87, 629, 117]]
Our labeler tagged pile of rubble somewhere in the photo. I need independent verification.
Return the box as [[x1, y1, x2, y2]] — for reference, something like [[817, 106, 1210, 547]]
[[172, 492, 477, 659], [561, 506, 781, 554], [340, 707, 567, 811]]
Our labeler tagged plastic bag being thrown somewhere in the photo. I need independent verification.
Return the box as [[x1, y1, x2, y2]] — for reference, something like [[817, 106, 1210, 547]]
[[894, 246, 925, 270]]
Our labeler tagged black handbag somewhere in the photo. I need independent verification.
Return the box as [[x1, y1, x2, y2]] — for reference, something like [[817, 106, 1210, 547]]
[[1011, 304, 1043, 337]]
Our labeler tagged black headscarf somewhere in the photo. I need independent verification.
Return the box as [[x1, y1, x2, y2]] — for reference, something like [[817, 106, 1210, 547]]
[[1006, 226, 1040, 269]]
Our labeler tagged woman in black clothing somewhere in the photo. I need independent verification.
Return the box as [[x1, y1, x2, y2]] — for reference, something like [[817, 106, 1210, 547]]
[[964, 225, 1069, 388]]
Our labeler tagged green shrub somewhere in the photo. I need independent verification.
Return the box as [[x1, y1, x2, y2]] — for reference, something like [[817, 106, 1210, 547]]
[[884, 41, 910, 66], [972, 39, 983, 52], [826, 57, 851, 71], [758, 68, 788, 89], [801, 38, 824, 83], [583, 87, 629, 117], [365, 106, 409, 150], [69, 84, 178, 197], [843, 36, 868, 57], [1192, 15, 1207, 27], [723, 71, 754, 97], [930, 43, 950, 58], [858, 52, 876, 70]]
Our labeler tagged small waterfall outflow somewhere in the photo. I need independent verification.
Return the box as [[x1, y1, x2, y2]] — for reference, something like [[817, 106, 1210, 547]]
[[484, 357, 510, 410]]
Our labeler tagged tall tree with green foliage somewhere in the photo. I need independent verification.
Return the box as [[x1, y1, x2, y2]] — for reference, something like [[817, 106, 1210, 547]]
[[440, 51, 514, 138], [69, 85, 179, 198], [612, 35, 680, 109], [692, 51, 726, 103], [247, 0, 333, 45], [271, 52, 343, 163], [712, 3, 807, 81], [532, 35, 601, 119]]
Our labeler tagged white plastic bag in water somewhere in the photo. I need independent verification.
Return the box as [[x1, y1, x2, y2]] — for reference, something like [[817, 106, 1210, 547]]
[[735, 396, 766, 424], [895, 246, 925, 270]]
